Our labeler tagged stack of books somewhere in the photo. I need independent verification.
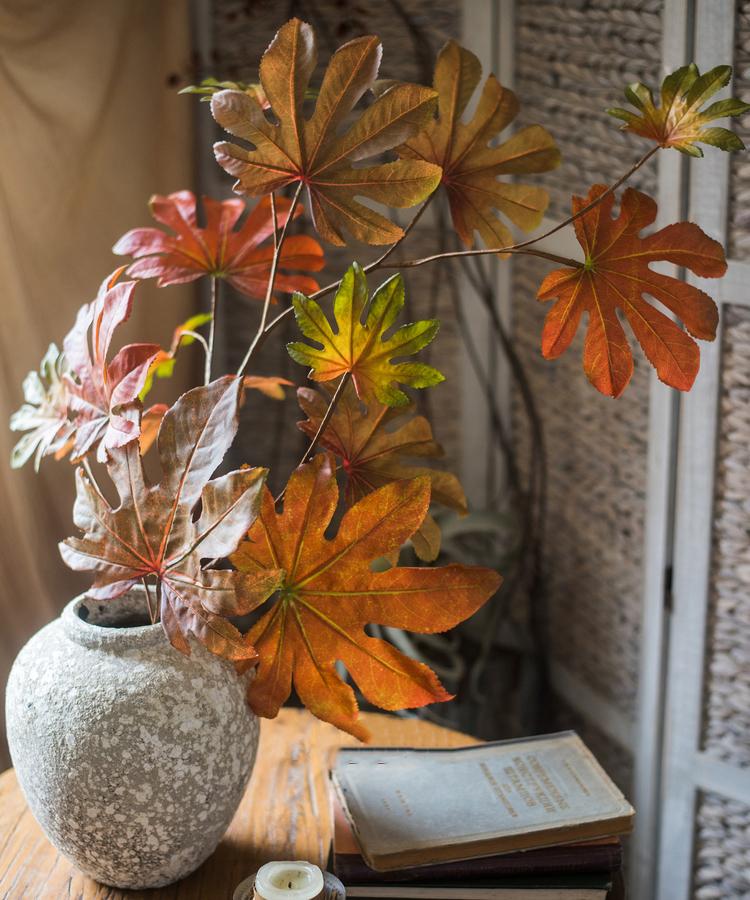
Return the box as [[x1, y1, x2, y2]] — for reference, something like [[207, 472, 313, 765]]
[[329, 732, 632, 899]]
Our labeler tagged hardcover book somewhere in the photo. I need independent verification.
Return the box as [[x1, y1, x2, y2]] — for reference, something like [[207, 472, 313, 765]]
[[331, 731, 633, 871], [332, 797, 623, 884]]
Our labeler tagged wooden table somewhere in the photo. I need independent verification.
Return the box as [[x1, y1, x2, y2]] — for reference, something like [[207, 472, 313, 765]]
[[0, 708, 476, 899]]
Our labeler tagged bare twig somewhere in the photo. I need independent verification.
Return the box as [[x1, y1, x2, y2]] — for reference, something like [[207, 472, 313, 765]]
[[205, 276, 218, 384], [237, 182, 303, 377], [276, 371, 352, 503]]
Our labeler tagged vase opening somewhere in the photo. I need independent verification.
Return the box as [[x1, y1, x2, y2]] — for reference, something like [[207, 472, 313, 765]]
[[62, 589, 164, 649]]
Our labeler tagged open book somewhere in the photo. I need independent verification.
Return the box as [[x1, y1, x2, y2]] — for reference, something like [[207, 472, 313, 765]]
[[331, 731, 633, 871]]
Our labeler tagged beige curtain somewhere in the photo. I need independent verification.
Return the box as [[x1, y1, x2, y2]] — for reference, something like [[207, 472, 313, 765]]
[[0, 0, 196, 767]]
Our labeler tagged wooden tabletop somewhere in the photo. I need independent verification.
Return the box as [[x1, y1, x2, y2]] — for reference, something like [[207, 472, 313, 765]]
[[0, 708, 476, 899]]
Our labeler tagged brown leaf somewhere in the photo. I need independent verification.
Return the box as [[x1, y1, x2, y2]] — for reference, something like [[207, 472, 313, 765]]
[[60, 377, 279, 660], [399, 40, 559, 251], [210, 18, 442, 245], [297, 381, 467, 560]]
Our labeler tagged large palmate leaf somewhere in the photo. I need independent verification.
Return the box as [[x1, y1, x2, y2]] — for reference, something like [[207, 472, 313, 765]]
[[230, 455, 500, 739], [10, 343, 74, 471], [113, 191, 324, 299], [538, 185, 725, 397], [399, 40, 559, 251], [210, 18, 442, 246], [63, 270, 160, 462], [60, 377, 277, 660], [297, 381, 466, 560], [288, 262, 443, 407], [608, 64, 750, 157]]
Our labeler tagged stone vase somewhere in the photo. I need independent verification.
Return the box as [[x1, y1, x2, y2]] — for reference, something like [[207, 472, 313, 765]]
[[4, 589, 260, 889]]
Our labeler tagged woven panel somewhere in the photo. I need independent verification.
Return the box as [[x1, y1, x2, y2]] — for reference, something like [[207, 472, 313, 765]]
[[208, 0, 463, 488], [693, 792, 750, 899], [511, 255, 649, 718], [728, 1, 750, 259], [515, 0, 661, 221], [701, 305, 750, 768]]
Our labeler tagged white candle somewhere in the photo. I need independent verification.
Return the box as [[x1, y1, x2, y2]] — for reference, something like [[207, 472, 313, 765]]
[[253, 861, 325, 900]]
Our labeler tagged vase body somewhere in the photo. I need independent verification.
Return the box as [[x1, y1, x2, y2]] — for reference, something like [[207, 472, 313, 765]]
[[5, 590, 259, 889]]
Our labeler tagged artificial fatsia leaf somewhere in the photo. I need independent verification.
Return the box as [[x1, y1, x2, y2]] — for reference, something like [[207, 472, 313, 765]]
[[60, 377, 278, 660], [243, 375, 294, 400], [10, 344, 75, 471], [210, 18, 442, 246], [113, 191, 324, 299], [608, 64, 750, 157], [63, 270, 161, 462], [288, 262, 444, 407], [399, 40, 560, 251], [297, 381, 467, 560], [230, 455, 500, 739], [538, 185, 725, 397]]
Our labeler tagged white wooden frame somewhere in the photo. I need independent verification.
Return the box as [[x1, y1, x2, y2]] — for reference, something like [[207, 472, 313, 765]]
[[658, 3, 750, 898]]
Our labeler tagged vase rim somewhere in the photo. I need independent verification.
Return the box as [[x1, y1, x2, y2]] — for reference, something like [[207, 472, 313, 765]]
[[62, 589, 165, 650]]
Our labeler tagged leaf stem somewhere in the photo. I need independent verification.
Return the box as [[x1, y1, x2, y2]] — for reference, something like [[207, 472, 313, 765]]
[[381, 245, 581, 270], [81, 456, 106, 499], [237, 182, 303, 377], [276, 371, 352, 503], [142, 576, 156, 625], [205, 277, 219, 384]]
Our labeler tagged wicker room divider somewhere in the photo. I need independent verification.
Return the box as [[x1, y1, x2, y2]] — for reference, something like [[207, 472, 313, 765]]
[[191, 1, 750, 896]]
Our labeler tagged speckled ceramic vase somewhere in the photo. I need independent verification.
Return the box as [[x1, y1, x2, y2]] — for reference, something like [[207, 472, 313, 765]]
[[5, 589, 260, 889]]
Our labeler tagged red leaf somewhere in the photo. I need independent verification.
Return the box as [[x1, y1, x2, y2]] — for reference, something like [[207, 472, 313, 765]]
[[114, 190, 325, 300]]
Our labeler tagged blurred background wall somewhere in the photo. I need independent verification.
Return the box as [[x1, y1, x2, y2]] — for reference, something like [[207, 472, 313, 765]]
[[0, 0, 197, 768]]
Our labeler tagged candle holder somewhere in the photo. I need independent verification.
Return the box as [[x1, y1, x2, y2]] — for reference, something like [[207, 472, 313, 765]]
[[233, 861, 345, 900]]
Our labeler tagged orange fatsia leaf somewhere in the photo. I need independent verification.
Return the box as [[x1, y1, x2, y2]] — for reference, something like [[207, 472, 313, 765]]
[[399, 40, 560, 251], [297, 381, 467, 561], [537, 185, 725, 398], [113, 191, 324, 299], [210, 18, 442, 246], [230, 456, 500, 740]]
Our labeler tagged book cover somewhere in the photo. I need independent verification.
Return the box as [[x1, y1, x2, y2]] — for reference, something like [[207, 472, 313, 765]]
[[331, 731, 634, 871], [332, 796, 623, 884]]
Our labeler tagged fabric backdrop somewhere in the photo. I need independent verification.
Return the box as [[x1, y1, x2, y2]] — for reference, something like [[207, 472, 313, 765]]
[[0, 0, 196, 767]]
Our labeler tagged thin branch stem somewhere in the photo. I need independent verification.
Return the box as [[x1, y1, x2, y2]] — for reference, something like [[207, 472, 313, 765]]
[[81, 456, 105, 499], [237, 182, 303, 377], [253, 196, 436, 356], [276, 371, 352, 504], [381, 245, 581, 270], [183, 330, 210, 357], [142, 576, 156, 625], [205, 277, 218, 384], [375, 146, 660, 272]]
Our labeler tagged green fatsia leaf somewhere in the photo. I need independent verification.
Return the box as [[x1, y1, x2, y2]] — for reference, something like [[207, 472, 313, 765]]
[[607, 63, 750, 156], [287, 263, 444, 407]]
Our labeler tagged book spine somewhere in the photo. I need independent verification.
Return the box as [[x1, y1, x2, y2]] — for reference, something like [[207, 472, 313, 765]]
[[334, 846, 623, 885]]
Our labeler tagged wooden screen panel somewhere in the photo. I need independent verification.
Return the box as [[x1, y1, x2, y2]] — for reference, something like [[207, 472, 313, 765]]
[[700, 305, 750, 769]]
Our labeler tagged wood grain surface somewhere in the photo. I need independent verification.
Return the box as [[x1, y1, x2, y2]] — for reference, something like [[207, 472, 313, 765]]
[[0, 708, 477, 899]]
